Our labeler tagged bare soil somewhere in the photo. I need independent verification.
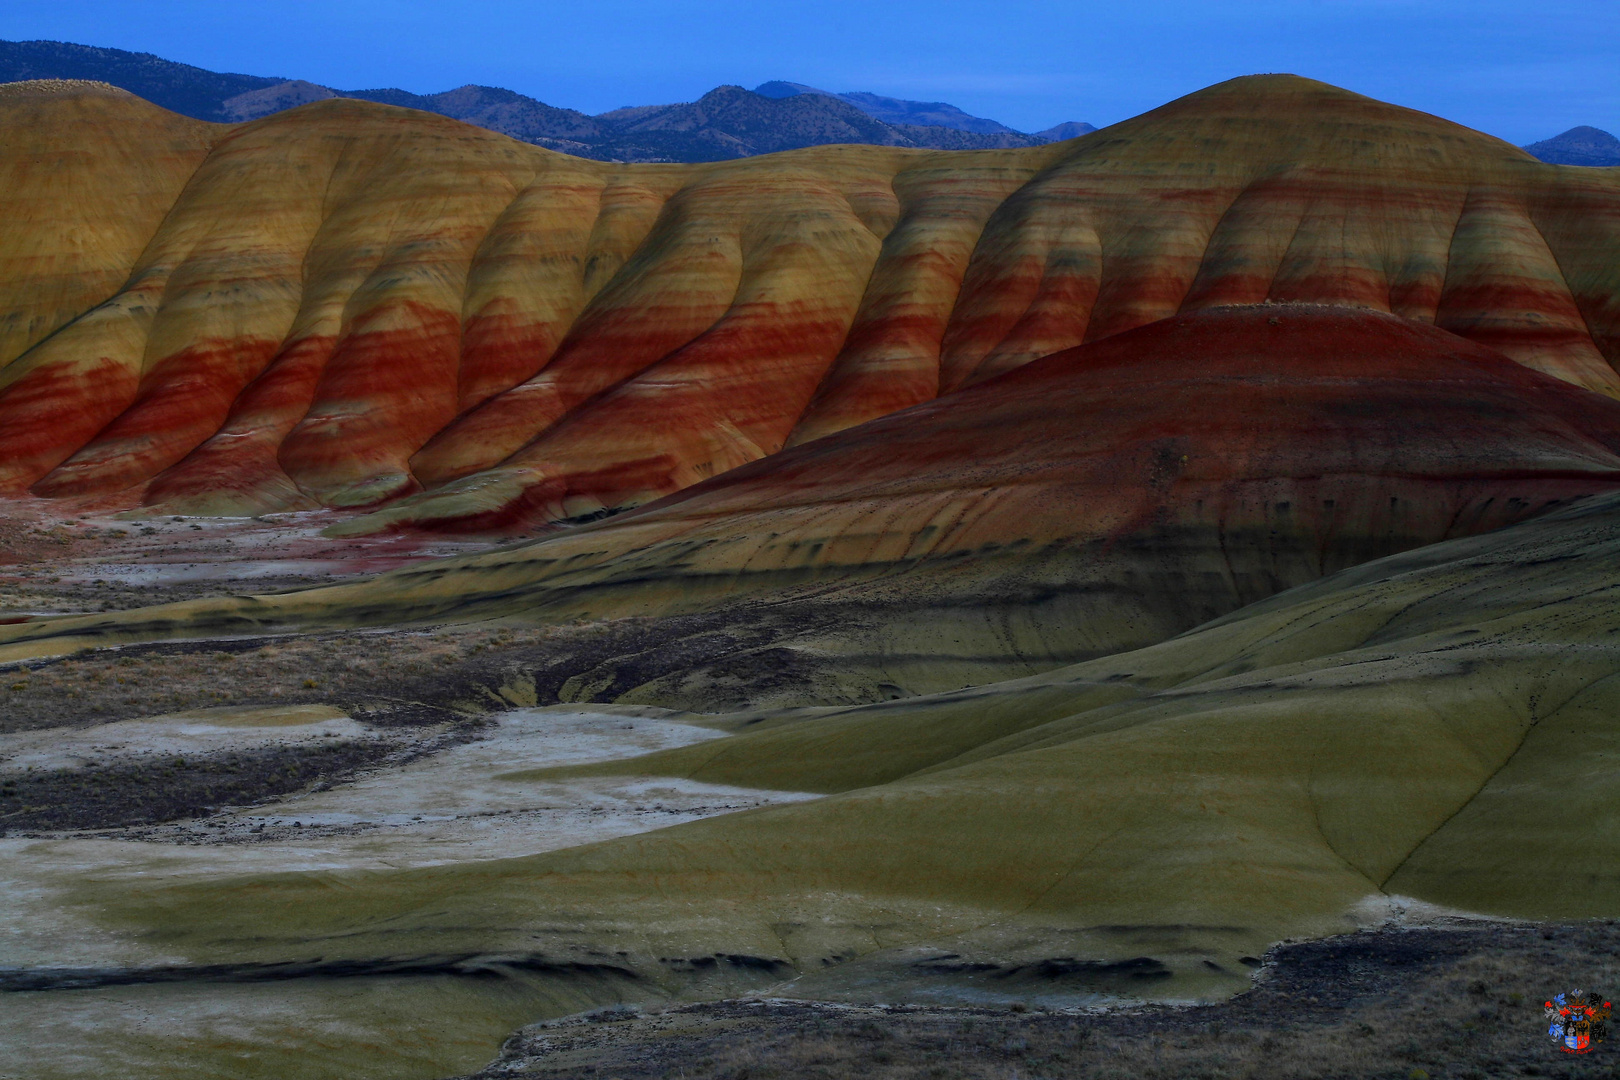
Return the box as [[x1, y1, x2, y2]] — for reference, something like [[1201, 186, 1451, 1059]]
[[460, 921, 1620, 1080], [0, 723, 487, 833], [5, 507, 1620, 1079]]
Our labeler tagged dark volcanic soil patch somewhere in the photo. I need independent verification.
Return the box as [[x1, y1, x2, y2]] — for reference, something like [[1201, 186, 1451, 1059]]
[[458, 921, 1620, 1080], [0, 724, 486, 832], [0, 603, 846, 734], [0, 606, 838, 830], [0, 628, 536, 733]]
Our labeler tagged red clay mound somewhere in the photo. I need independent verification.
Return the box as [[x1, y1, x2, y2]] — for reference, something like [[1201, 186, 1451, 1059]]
[[6, 306, 1619, 697], [268, 305, 1620, 697], [413, 302, 1620, 545]]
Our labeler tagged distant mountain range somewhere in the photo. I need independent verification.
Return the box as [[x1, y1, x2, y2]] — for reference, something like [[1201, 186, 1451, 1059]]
[[0, 39, 1094, 162], [753, 80, 1082, 138], [8, 39, 1610, 167], [1523, 126, 1620, 167]]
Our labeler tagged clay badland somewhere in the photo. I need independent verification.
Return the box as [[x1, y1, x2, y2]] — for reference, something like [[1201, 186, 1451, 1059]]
[[0, 71, 1618, 1080]]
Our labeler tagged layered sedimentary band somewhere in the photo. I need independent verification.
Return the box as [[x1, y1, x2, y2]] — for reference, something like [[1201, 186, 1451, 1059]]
[[6, 321, 1620, 992], [9, 305, 1620, 699], [0, 75, 1618, 532]]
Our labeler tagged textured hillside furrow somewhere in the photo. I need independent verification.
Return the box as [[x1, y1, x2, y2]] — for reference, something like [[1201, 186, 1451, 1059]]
[[1526, 177, 1620, 371], [0, 75, 1618, 534], [1433, 187, 1619, 394], [143, 332, 337, 513], [786, 158, 1044, 444], [143, 136, 543, 514], [0, 81, 218, 374], [29, 109, 343, 498], [451, 173, 605, 414], [268, 120, 545, 508], [384, 166, 889, 530], [10, 307, 1620, 701]]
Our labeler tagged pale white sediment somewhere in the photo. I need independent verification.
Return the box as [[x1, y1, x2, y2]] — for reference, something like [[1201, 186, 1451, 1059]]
[[0, 708, 819, 970], [0, 705, 371, 772], [0, 501, 491, 605]]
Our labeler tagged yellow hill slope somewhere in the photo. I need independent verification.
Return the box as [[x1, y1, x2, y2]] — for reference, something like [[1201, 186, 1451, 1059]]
[[1, 76, 1617, 531]]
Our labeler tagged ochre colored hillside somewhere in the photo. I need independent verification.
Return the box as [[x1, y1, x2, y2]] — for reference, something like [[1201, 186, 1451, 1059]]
[[0, 80, 217, 409], [0, 75, 1617, 531], [7, 306, 1620, 707]]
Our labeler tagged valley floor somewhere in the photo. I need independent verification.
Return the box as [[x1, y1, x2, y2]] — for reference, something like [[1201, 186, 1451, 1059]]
[[4, 501, 1619, 1080], [0, 498, 489, 619]]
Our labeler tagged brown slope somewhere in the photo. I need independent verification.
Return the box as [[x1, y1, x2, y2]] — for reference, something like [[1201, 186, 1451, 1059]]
[[0, 81, 219, 489], [0, 81, 217, 371], [0, 75, 1618, 532], [932, 76, 1620, 394], [8, 306, 1620, 705]]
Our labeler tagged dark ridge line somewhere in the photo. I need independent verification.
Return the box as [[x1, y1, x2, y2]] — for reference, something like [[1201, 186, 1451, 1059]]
[[0, 953, 640, 993]]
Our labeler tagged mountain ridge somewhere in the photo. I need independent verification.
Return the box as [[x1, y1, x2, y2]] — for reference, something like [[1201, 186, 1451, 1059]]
[[1523, 125, 1620, 167], [1, 42, 1609, 168], [0, 38, 1085, 162], [753, 80, 1095, 143], [0, 38, 278, 118]]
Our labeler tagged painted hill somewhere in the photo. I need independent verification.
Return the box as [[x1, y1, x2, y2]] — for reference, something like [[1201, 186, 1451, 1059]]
[[8, 305, 1620, 701], [0, 74, 1616, 536], [5, 69, 1620, 1080], [1525, 125, 1620, 167]]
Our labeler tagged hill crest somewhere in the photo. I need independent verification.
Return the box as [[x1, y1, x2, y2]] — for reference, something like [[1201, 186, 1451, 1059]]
[[0, 38, 1084, 162], [1525, 125, 1620, 166], [0, 71, 1615, 536]]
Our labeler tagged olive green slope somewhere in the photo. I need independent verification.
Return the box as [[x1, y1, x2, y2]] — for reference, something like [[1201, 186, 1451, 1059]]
[[84, 492, 1620, 999]]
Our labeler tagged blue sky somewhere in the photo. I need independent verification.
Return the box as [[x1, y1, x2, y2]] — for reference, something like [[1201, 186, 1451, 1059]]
[[4, 0, 1616, 142]]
